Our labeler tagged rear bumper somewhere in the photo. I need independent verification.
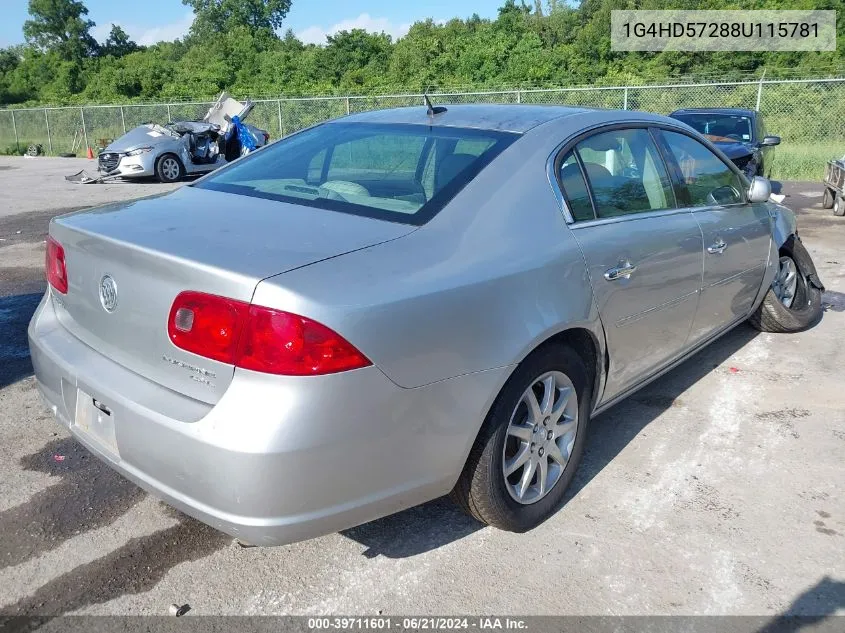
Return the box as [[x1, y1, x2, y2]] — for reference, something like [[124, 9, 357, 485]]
[[28, 292, 507, 545]]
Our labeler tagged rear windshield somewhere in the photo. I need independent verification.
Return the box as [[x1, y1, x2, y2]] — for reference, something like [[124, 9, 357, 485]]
[[194, 122, 518, 225]]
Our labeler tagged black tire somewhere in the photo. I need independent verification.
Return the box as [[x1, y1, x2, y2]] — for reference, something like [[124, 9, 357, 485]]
[[749, 237, 822, 333], [450, 343, 592, 532], [822, 187, 835, 209], [834, 196, 845, 217], [155, 153, 184, 183], [58, 152, 76, 158]]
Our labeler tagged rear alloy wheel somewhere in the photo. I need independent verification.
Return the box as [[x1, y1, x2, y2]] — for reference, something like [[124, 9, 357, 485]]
[[822, 187, 835, 209], [156, 154, 184, 183], [834, 196, 845, 217], [451, 344, 591, 532], [749, 238, 823, 333], [502, 371, 579, 505]]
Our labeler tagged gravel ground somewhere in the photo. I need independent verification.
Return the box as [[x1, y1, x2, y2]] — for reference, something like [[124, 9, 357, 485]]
[[0, 156, 843, 618]]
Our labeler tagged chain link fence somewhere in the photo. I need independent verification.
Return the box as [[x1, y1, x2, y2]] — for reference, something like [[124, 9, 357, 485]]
[[1, 77, 843, 178]]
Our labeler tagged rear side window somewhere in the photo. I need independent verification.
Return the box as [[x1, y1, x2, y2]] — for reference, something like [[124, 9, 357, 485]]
[[196, 122, 518, 226], [558, 151, 595, 221], [659, 130, 745, 207], [573, 128, 675, 219]]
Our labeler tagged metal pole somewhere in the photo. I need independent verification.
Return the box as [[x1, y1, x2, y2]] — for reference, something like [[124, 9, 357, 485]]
[[120, 106, 126, 134], [80, 107, 90, 153], [623, 87, 629, 110], [11, 110, 18, 151], [167, 104, 172, 122], [277, 99, 284, 137], [516, 90, 521, 104], [345, 97, 350, 115], [45, 108, 53, 154]]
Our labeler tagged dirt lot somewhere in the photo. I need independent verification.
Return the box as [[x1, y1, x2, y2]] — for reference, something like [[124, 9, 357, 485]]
[[0, 157, 843, 618]]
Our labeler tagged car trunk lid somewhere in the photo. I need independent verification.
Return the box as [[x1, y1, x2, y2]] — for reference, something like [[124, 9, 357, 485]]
[[49, 186, 415, 405]]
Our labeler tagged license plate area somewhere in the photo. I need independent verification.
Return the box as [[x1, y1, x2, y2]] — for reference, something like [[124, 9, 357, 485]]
[[73, 389, 119, 457]]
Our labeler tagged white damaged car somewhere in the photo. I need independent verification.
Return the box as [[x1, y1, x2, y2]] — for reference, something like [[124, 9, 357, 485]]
[[97, 93, 269, 183]]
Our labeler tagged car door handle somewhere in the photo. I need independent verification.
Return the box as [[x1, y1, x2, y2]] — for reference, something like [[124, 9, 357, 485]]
[[604, 262, 637, 281], [707, 239, 727, 255]]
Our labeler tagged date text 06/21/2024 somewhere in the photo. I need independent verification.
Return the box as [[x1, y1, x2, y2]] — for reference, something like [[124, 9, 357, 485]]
[[306, 617, 528, 630]]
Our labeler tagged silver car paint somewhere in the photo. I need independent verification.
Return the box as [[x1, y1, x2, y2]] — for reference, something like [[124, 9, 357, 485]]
[[47, 186, 416, 404], [29, 104, 794, 545], [686, 201, 771, 344]]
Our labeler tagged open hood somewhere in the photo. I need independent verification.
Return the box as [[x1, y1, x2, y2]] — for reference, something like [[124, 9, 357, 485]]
[[203, 92, 254, 131]]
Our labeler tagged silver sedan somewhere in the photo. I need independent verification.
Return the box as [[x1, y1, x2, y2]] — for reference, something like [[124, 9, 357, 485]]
[[29, 104, 824, 545]]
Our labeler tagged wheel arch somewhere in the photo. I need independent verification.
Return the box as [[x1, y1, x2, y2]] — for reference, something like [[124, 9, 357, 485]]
[[482, 323, 607, 430], [534, 327, 605, 412]]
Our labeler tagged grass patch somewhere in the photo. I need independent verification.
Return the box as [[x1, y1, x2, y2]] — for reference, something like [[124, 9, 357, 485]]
[[769, 143, 843, 181]]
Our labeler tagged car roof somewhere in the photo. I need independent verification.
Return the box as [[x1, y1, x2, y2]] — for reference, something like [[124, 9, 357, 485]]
[[338, 103, 594, 134], [671, 107, 757, 117]]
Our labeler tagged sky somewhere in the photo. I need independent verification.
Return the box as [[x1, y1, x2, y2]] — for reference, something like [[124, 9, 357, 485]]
[[0, 0, 507, 48]]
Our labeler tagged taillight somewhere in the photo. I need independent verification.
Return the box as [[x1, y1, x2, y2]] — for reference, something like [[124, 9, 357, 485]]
[[46, 236, 68, 294], [167, 291, 371, 376], [167, 291, 247, 364]]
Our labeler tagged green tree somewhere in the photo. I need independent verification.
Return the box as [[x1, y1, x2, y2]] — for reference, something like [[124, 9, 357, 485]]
[[22, 0, 98, 62], [321, 30, 393, 88], [182, 0, 292, 38], [100, 25, 140, 58]]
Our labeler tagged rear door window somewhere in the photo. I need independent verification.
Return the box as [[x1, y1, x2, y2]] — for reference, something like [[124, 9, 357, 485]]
[[196, 122, 518, 226], [573, 128, 675, 219]]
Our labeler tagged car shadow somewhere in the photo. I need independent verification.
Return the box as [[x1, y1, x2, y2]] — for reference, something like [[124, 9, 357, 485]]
[[0, 437, 147, 570], [564, 324, 758, 501], [0, 293, 42, 389], [0, 511, 229, 618], [756, 576, 845, 632], [342, 324, 759, 558]]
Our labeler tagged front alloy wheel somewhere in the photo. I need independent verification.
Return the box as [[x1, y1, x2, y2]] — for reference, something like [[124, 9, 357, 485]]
[[503, 371, 578, 504], [749, 237, 823, 333], [771, 255, 798, 308]]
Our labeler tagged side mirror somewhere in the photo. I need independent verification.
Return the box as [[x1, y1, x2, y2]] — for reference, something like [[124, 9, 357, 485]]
[[761, 135, 781, 147], [747, 176, 772, 203]]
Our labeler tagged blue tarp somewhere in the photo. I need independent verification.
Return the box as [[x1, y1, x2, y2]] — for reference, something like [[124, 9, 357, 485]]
[[226, 115, 257, 154]]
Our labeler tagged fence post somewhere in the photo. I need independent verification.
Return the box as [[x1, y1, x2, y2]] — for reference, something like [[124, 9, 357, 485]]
[[277, 99, 283, 137], [345, 97, 350, 115], [167, 104, 172, 122], [80, 107, 90, 153], [120, 106, 126, 134], [516, 90, 521, 104], [755, 68, 766, 111], [623, 87, 629, 110], [44, 108, 53, 154], [11, 110, 18, 151]]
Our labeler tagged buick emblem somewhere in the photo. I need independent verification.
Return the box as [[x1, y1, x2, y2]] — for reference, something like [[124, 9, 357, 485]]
[[99, 275, 118, 312]]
